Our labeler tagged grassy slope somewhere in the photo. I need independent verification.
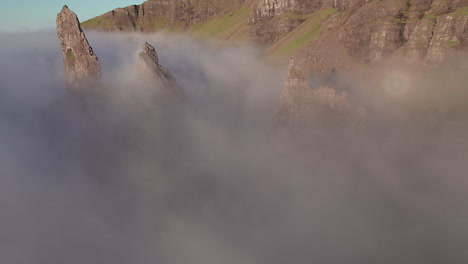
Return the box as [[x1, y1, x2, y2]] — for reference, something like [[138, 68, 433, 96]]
[[189, 6, 251, 41], [265, 8, 338, 58], [81, 16, 112, 28], [81, 4, 342, 60], [81, 15, 130, 30]]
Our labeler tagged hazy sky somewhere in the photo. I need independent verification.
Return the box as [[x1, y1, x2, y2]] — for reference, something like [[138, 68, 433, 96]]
[[0, 0, 143, 32]]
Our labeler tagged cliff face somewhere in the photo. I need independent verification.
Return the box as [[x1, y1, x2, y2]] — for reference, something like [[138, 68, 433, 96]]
[[80, 0, 468, 129], [57, 5, 101, 90], [82, 0, 468, 66], [277, 0, 468, 128], [277, 59, 364, 130], [81, 0, 247, 32], [246, 0, 371, 47]]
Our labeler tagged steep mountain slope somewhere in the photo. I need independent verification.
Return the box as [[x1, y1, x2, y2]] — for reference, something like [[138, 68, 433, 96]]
[[82, 0, 468, 65], [81, 0, 250, 37], [279, 0, 468, 128], [82, 0, 468, 129]]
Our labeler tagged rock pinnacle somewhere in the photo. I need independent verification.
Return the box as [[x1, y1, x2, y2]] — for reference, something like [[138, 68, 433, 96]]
[[56, 5, 101, 90], [137, 42, 182, 95]]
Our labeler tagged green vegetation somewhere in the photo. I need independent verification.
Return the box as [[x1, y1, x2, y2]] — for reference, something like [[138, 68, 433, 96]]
[[318, 8, 338, 19], [151, 17, 172, 31], [446, 39, 461, 48], [451, 7, 468, 17], [357, 62, 371, 69], [424, 13, 438, 19], [81, 16, 122, 30], [66, 49, 75, 61], [190, 6, 251, 41], [289, 66, 304, 78], [274, 21, 321, 55], [81, 17, 102, 27], [395, 17, 407, 24], [268, 8, 339, 57], [288, 12, 311, 20]]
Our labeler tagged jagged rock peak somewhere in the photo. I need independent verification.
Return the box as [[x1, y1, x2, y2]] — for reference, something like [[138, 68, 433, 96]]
[[277, 59, 364, 130], [137, 42, 182, 95], [57, 5, 101, 90], [140, 42, 160, 66]]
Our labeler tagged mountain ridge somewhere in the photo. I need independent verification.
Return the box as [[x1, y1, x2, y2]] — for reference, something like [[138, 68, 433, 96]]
[[81, 0, 468, 69], [80, 0, 468, 130]]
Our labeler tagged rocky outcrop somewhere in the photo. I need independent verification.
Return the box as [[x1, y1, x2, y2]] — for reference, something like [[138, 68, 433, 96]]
[[425, 11, 468, 65], [246, 0, 368, 47], [56, 5, 101, 90], [278, 1, 468, 129], [278, 2, 467, 129], [277, 59, 364, 130], [78, 0, 468, 129], [83, 0, 468, 67], [56, 6, 183, 99], [248, 16, 305, 47], [137, 42, 183, 96], [82, 0, 247, 32], [248, 0, 321, 24], [330, 1, 468, 66]]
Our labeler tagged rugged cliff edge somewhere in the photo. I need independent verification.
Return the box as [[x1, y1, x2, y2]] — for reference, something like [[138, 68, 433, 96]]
[[57, 5, 101, 90], [82, 0, 468, 67], [278, 0, 468, 128], [80, 0, 468, 129], [57, 5, 182, 99]]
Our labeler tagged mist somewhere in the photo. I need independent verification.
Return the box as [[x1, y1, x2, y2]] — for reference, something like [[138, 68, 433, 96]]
[[1, 30, 468, 264]]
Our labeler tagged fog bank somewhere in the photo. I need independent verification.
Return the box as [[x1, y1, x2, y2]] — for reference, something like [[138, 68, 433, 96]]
[[1, 31, 468, 264]]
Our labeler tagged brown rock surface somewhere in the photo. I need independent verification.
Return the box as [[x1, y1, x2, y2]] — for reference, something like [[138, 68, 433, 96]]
[[137, 42, 183, 96], [82, 0, 468, 68], [82, 0, 248, 32], [277, 59, 364, 130], [56, 5, 101, 90], [248, 0, 321, 24], [78, 0, 468, 129], [426, 11, 468, 65], [279, 1, 468, 129]]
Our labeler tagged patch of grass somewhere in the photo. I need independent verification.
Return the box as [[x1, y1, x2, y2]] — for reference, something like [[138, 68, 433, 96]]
[[357, 62, 371, 69], [190, 6, 251, 41], [446, 39, 461, 48], [66, 49, 75, 61], [451, 7, 468, 17], [289, 66, 304, 78], [424, 13, 438, 19], [151, 17, 171, 30], [288, 12, 311, 20], [82, 15, 128, 30], [267, 8, 339, 57], [274, 22, 321, 55], [318, 8, 338, 19], [81, 17, 102, 27]]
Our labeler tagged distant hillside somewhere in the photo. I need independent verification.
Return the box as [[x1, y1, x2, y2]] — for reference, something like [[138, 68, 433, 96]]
[[82, 0, 468, 71]]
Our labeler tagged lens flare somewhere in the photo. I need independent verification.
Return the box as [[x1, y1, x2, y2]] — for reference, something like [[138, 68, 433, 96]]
[[383, 71, 410, 97]]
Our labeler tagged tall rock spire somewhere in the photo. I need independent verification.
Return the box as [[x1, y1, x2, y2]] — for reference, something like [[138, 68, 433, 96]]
[[56, 5, 101, 90], [136, 42, 183, 95]]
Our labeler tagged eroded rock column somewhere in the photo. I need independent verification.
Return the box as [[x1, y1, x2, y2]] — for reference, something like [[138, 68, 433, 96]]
[[56, 5, 101, 90]]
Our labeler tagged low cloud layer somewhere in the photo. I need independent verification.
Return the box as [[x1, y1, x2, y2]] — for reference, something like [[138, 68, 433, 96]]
[[1, 31, 468, 264]]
